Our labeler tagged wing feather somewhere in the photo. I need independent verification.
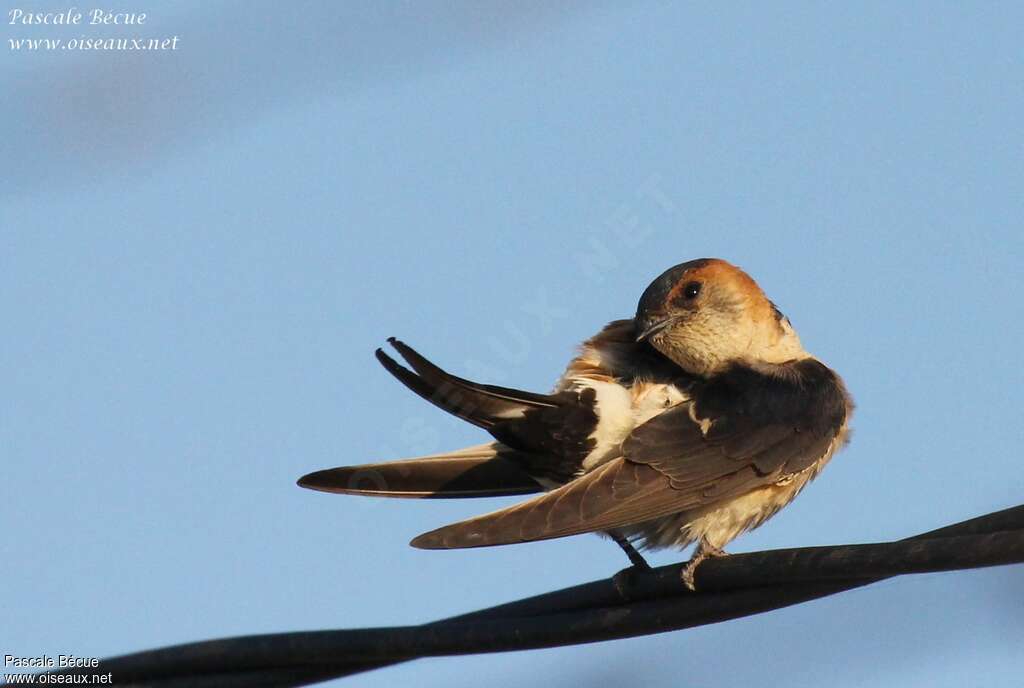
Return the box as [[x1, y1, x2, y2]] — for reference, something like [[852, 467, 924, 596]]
[[297, 443, 543, 498], [410, 359, 851, 550]]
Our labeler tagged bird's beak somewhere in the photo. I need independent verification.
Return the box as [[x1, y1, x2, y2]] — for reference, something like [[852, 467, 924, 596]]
[[635, 316, 677, 342]]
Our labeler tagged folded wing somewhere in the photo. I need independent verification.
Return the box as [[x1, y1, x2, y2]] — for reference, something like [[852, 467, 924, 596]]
[[411, 359, 851, 548]]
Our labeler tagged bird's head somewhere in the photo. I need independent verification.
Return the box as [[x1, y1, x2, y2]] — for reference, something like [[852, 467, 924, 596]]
[[634, 258, 808, 376]]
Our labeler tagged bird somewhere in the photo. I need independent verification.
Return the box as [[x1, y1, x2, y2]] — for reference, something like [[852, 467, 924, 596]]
[[298, 258, 853, 589]]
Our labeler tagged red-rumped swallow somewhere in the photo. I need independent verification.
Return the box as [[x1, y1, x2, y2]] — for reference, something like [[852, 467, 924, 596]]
[[299, 258, 853, 589]]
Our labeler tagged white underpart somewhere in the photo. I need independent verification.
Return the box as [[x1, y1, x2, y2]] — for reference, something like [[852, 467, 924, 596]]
[[569, 377, 687, 471]]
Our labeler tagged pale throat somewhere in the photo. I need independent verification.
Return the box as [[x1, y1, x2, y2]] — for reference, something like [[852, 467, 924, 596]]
[[747, 320, 809, 364], [656, 318, 809, 376]]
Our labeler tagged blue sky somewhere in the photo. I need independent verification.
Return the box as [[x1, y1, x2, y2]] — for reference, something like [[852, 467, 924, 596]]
[[3, 2, 1023, 686]]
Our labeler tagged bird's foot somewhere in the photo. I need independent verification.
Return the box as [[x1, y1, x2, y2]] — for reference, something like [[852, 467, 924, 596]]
[[612, 561, 653, 600], [608, 532, 655, 599], [680, 542, 728, 591]]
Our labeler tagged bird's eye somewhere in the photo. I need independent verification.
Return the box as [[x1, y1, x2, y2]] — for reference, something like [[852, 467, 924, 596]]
[[683, 281, 702, 300]]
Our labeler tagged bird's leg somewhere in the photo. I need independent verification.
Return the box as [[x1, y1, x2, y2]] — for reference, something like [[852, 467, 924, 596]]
[[610, 532, 651, 571], [609, 532, 652, 599], [681, 539, 728, 591]]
